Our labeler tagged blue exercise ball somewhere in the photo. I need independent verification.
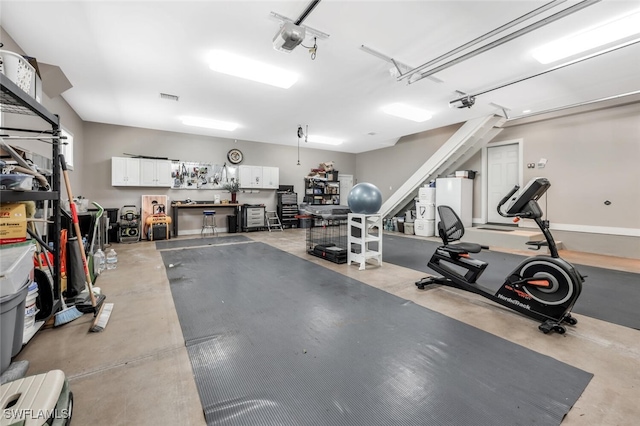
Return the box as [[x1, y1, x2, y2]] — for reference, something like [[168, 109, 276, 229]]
[[348, 182, 382, 214]]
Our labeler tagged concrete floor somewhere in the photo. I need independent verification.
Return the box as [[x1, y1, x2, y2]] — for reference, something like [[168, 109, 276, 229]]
[[14, 229, 640, 425]]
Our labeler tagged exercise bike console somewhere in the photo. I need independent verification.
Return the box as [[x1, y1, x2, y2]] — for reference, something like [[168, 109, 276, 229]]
[[415, 177, 584, 334], [501, 177, 550, 217]]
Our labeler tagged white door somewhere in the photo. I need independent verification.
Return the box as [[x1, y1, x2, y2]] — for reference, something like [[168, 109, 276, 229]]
[[487, 143, 520, 223], [339, 174, 353, 206]]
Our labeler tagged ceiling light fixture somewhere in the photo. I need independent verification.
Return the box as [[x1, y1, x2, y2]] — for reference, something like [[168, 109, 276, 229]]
[[208, 50, 299, 89], [306, 135, 343, 145], [382, 103, 432, 122], [532, 8, 640, 64], [181, 116, 238, 131]]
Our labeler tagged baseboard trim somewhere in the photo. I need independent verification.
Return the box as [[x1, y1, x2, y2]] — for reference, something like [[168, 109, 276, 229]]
[[519, 222, 640, 237]]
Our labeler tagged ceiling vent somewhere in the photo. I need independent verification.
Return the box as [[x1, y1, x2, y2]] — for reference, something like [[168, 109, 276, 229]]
[[160, 92, 180, 101]]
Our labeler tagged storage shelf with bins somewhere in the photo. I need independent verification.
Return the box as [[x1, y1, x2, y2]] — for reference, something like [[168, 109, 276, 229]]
[[347, 213, 383, 270], [303, 177, 340, 205], [1, 73, 63, 342]]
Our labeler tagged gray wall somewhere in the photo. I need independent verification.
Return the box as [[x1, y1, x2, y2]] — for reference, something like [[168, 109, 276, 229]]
[[486, 103, 640, 257], [1, 27, 86, 193], [356, 103, 640, 258], [355, 123, 462, 201], [82, 122, 356, 233], [4, 23, 638, 256]]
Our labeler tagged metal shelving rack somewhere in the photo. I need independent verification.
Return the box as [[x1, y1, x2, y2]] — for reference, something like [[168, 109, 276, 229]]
[[277, 191, 298, 228], [1, 73, 63, 330], [303, 177, 340, 205]]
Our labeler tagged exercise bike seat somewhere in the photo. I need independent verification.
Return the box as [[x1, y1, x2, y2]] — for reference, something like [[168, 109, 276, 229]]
[[442, 242, 483, 254], [437, 206, 484, 254]]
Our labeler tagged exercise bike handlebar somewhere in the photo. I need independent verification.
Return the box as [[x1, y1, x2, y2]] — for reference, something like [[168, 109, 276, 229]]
[[497, 185, 520, 218]]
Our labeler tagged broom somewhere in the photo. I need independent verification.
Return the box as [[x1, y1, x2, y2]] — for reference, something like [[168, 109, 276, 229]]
[[27, 220, 83, 326], [59, 154, 111, 332]]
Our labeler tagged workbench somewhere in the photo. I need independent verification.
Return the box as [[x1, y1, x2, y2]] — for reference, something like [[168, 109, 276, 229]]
[[170, 202, 242, 236]]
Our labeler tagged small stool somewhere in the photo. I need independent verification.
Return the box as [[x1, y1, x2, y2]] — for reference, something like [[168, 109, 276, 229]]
[[201, 210, 217, 237], [0, 369, 73, 425]]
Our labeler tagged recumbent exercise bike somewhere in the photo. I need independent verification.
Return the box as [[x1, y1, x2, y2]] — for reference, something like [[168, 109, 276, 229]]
[[415, 177, 584, 334]]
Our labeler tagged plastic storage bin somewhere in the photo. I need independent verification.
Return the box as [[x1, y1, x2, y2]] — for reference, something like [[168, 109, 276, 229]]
[[404, 222, 415, 235], [0, 50, 41, 101], [0, 243, 35, 298], [1, 279, 30, 374], [414, 219, 435, 237]]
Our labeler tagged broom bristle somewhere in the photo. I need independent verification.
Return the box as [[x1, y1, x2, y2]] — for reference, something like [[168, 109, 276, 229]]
[[54, 305, 84, 326]]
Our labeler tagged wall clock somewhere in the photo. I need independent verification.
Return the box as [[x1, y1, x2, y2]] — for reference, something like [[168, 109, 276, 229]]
[[227, 148, 243, 164]]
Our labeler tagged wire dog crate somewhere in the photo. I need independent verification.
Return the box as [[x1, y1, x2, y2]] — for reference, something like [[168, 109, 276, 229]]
[[306, 215, 348, 264]]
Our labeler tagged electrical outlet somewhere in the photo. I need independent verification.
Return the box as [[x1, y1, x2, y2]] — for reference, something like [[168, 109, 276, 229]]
[[527, 163, 535, 169]]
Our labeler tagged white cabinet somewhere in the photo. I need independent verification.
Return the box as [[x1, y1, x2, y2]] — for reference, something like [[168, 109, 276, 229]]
[[435, 177, 473, 228], [239, 165, 264, 188], [112, 157, 140, 186], [262, 166, 279, 189], [140, 158, 172, 187]]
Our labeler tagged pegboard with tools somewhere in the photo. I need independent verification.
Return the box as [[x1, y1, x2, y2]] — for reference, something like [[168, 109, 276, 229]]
[[170, 161, 238, 190]]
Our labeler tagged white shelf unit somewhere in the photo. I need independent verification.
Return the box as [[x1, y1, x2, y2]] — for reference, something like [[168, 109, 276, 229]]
[[347, 213, 383, 270]]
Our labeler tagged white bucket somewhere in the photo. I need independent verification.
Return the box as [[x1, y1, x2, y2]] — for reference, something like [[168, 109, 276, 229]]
[[415, 201, 435, 220], [24, 287, 39, 317]]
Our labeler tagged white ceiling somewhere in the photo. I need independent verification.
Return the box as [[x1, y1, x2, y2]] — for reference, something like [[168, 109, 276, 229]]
[[2, 1, 639, 153]]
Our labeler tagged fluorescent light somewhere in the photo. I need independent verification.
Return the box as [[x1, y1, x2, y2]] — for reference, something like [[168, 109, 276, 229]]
[[522, 109, 531, 114], [181, 116, 238, 131], [382, 103, 432, 122], [208, 50, 299, 89], [307, 135, 343, 145], [532, 9, 640, 64]]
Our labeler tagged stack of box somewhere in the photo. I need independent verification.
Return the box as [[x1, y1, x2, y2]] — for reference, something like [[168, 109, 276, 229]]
[[0, 203, 28, 245], [414, 186, 436, 237]]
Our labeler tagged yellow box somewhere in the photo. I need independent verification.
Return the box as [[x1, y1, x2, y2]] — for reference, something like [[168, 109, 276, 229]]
[[0, 203, 27, 245]]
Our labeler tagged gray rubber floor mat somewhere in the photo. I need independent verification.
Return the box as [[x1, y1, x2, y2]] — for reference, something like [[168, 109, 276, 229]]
[[161, 242, 592, 426], [383, 234, 640, 330], [155, 234, 251, 250]]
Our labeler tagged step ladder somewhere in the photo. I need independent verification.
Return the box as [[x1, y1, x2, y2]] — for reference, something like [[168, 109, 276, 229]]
[[266, 211, 283, 232]]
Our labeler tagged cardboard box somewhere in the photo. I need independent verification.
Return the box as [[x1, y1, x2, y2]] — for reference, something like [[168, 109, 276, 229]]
[[0, 203, 27, 245]]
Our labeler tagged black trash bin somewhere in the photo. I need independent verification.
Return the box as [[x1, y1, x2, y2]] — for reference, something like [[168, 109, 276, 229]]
[[227, 215, 237, 233]]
